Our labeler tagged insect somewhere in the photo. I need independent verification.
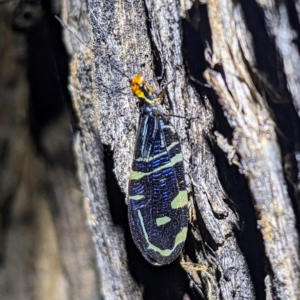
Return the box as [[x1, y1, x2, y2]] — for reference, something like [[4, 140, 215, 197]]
[[128, 74, 188, 265], [54, 15, 188, 265]]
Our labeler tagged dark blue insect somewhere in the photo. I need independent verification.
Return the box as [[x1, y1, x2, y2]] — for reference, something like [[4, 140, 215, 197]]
[[128, 74, 188, 265]]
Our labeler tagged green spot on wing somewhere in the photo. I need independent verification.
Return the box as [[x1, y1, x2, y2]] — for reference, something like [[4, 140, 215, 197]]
[[156, 216, 171, 226], [161, 124, 176, 133], [131, 153, 183, 180], [130, 195, 145, 201], [171, 191, 188, 209], [138, 210, 187, 257]]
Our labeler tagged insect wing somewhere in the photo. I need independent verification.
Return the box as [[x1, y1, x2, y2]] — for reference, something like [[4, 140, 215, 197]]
[[128, 113, 188, 265]]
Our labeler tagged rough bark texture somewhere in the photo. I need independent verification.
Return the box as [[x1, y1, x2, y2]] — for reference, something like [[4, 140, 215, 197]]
[[1, 0, 300, 299], [203, 1, 300, 299]]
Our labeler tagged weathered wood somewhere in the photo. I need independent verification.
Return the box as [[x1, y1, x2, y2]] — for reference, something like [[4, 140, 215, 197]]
[[255, 0, 300, 117], [204, 0, 300, 299], [62, 0, 258, 299], [61, 0, 143, 298], [2, 0, 298, 298]]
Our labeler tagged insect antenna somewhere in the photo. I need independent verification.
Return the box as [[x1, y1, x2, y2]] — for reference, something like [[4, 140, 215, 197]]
[[89, 12, 132, 81], [55, 15, 135, 98], [55, 14, 132, 80], [55, 15, 91, 51]]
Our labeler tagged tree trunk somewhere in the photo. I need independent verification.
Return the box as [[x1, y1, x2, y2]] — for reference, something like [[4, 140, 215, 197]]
[[1, 0, 299, 299]]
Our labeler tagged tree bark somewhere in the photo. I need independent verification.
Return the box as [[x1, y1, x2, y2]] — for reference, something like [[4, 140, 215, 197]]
[[60, 0, 291, 299], [1, 0, 300, 299]]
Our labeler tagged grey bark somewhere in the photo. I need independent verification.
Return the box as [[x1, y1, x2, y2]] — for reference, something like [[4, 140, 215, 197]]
[[60, 0, 275, 299], [1, 0, 299, 299], [204, 0, 300, 299]]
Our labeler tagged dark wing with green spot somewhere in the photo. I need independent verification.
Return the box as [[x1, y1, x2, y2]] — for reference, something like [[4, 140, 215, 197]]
[[128, 112, 188, 265]]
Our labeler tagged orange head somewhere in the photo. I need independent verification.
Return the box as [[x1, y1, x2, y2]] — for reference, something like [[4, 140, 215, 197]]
[[130, 74, 160, 104], [130, 74, 146, 99]]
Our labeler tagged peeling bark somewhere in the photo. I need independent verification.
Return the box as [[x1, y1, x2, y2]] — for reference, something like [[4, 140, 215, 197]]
[[61, 0, 262, 299], [1, 0, 299, 299]]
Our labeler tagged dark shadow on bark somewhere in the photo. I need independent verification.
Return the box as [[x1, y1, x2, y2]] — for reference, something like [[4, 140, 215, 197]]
[[240, 0, 300, 232], [182, 3, 266, 299]]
